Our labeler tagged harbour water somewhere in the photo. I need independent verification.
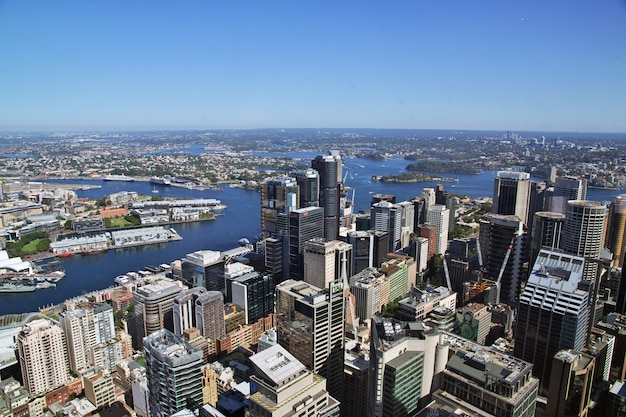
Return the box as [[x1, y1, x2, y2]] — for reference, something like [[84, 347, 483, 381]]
[[0, 155, 621, 315]]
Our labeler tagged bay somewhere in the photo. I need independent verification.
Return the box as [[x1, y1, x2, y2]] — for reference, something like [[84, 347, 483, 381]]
[[0, 156, 622, 315]]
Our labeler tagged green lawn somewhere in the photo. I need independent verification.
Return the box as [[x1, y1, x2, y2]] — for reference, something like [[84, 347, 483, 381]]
[[21, 238, 50, 254], [107, 217, 132, 227]]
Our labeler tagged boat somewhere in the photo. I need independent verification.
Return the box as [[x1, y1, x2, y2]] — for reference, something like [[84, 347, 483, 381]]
[[150, 176, 171, 186], [83, 249, 107, 255], [0, 283, 37, 293], [58, 252, 71, 258], [152, 187, 159, 194], [103, 174, 135, 182]]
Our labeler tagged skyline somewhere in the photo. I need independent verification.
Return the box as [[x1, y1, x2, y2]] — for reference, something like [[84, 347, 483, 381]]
[[1, 1, 625, 133]]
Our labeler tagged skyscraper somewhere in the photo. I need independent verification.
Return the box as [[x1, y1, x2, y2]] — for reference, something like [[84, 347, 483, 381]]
[[303, 238, 352, 290], [173, 287, 208, 336], [17, 318, 70, 397], [492, 171, 533, 225], [561, 200, 607, 281], [346, 230, 389, 274], [173, 287, 225, 340], [546, 350, 595, 417], [371, 201, 402, 252], [276, 206, 325, 280], [276, 279, 345, 401], [606, 194, 626, 267], [181, 250, 226, 294], [530, 211, 565, 267], [230, 271, 274, 324], [260, 176, 299, 238], [133, 280, 182, 349], [515, 249, 590, 393], [290, 168, 320, 208], [312, 152, 342, 240], [368, 318, 447, 416], [144, 329, 203, 417], [478, 214, 526, 305], [548, 176, 588, 215], [426, 204, 450, 255]]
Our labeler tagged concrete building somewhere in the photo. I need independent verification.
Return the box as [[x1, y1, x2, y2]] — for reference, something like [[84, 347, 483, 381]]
[[515, 249, 589, 393], [248, 345, 340, 417], [144, 329, 203, 417], [426, 204, 450, 255], [380, 255, 415, 303], [478, 213, 526, 305], [548, 176, 588, 215], [455, 303, 491, 345], [607, 194, 626, 267], [546, 350, 595, 417], [437, 333, 539, 417], [530, 211, 565, 267], [492, 171, 533, 225], [561, 200, 607, 282], [17, 318, 70, 397], [82, 369, 115, 409], [343, 341, 369, 417], [303, 238, 352, 290], [368, 318, 448, 417], [607, 379, 626, 416], [133, 279, 182, 349], [350, 267, 387, 321], [411, 237, 429, 273], [276, 279, 345, 402], [173, 287, 225, 340], [396, 285, 456, 324]]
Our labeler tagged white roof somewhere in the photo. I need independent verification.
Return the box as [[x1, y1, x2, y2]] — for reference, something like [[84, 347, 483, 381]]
[[249, 345, 305, 386]]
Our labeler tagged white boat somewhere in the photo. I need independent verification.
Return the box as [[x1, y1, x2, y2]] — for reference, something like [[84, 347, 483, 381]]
[[103, 174, 135, 182], [150, 176, 171, 185]]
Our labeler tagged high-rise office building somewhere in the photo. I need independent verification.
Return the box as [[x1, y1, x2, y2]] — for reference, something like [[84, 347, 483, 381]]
[[530, 211, 565, 268], [350, 267, 386, 321], [173, 287, 225, 340], [417, 224, 437, 261], [260, 176, 299, 238], [438, 332, 539, 417], [380, 255, 416, 302], [230, 271, 274, 324], [133, 280, 182, 349], [546, 350, 595, 417], [607, 194, 626, 267], [248, 345, 341, 417], [515, 249, 589, 393], [290, 168, 320, 208], [303, 238, 352, 290], [478, 213, 526, 304], [397, 201, 415, 235], [276, 279, 345, 401], [181, 250, 226, 294], [561, 200, 607, 282], [17, 318, 70, 397], [422, 188, 436, 208], [312, 152, 342, 240], [368, 318, 448, 416], [371, 201, 403, 252], [412, 197, 428, 227], [144, 329, 203, 417], [548, 176, 588, 215], [346, 230, 388, 275], [426, 204, 450, 255], [276, 206, 325, 280], [492, 171, 533, 225]]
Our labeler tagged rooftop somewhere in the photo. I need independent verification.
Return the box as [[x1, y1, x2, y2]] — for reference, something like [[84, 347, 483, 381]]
[[249, 345, 306, 386]]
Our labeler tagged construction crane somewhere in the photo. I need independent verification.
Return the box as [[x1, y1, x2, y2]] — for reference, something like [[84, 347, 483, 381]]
[[340, 249, 359, 341], [441, 254, 453, 293]]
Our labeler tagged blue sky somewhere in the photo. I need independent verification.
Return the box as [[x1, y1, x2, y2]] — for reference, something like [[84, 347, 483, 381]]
[[1, 1, 625, 132]]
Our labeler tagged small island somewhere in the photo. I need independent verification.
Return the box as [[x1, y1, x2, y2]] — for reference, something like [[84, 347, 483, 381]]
[[405, 160, 481, 175]]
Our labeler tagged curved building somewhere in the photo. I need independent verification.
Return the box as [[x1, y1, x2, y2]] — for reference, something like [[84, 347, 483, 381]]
[[530, 211, 566, 267]]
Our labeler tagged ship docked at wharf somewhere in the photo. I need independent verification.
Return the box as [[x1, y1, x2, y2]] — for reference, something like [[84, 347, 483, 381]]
[[0, 251, 65, 293]]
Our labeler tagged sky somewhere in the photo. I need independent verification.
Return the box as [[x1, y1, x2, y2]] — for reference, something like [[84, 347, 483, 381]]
[[0, 1, 625, 133]]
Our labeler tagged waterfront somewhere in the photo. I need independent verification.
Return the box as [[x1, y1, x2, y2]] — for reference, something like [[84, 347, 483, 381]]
[[0, 156, 622, 315]]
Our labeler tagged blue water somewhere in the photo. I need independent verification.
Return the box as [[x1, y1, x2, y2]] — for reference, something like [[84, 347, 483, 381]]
[[0, 158, 622, 315]]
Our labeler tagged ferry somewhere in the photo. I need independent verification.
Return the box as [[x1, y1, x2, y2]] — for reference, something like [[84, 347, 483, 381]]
[[150, 176, 171, 186], [103, 174, 135, 182], [0, 282, 37, 293]]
